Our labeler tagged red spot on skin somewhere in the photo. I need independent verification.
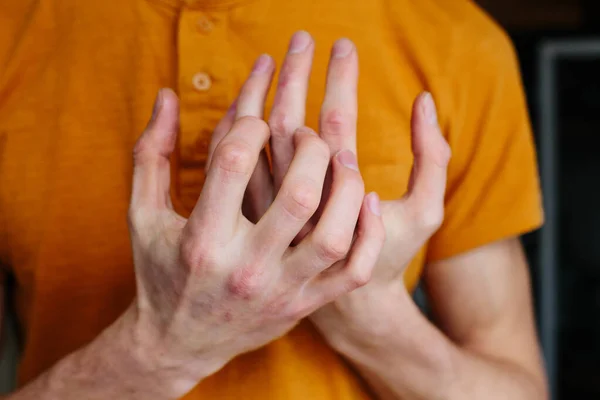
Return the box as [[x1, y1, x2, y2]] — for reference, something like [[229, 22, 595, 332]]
[[323, 109, 345, 132], [278, 65, 292, 89], [278, 76, 290, 89], [226, 265, 261, 300]]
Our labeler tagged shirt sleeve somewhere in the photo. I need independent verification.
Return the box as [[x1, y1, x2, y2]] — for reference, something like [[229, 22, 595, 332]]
[[426, 25, 544, 262]]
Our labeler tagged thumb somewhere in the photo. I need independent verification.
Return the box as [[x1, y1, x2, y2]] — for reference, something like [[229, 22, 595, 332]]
[[403, 92, 451, 234], [130, 88, 179, 212]]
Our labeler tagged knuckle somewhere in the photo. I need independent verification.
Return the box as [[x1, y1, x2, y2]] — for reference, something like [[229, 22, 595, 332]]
[[282, 180, 321, 220], [127, 206, 142, 230], [321, 108, 353, 136], [346, 266, 372, 290], [427, 138, 452, 169], [314, 233, 351, 263], [132, 131, 172, 168], [236, 115, 269, 134], [179, 236, 215, 273], [214, 141, 255, 176], [277, 61, 306, 88], [132, 136, 152, 165], [268, 112, 295, 137], [126, 206, 157, 237], [294, 132, 330, 163], [226, 265, 263, 300], [132, 137, 147, 159], [415, 205, 444, 233], [440, 140, 452, 165]]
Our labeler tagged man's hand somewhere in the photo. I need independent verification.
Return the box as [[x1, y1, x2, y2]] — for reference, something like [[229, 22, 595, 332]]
[[124, 78, 384, 396], [310, 93, 451, 348]]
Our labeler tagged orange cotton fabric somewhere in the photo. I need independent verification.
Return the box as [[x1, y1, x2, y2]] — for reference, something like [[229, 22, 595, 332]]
[[0, 0, 543, 398]]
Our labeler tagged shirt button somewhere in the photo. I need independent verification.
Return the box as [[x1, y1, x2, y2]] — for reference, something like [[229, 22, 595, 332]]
[[196, 17, 213, 33], [192, 72, 212, 91]]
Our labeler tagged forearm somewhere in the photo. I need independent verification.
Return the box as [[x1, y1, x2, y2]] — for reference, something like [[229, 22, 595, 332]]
[[5, 308, 197, 400], [330, 286, 547, 400]]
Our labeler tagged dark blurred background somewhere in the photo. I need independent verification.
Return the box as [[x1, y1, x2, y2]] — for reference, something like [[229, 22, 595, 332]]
[[474, 0, 600, 399]]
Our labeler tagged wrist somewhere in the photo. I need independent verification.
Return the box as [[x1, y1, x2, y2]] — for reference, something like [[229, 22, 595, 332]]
[[328, 286, 456, 397], [39, 313, 191, 400], [107, 306, 195, 398], [121, 302, 246, 397], [325, 282, 414, 354], [325, 282, 410, 358], [109, 304, 233, 398], [58, 305, 213, 399]]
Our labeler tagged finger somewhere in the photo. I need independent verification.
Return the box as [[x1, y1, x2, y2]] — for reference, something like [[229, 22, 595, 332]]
[[189, 116, 270, 239], [287, 149, 364, 279], [206, 100, 237, 171], [234, 54, 276, 222], [402, 92, 451, 235], [130, 88, 179, 213], [236, 54, 275, 119], [253, 127, 329, 255], [307, 39, 359, 238], [319, 38, 359, 156], [307, 193, 385, 303], [207, 55, 274, 168], [269, 31, 315, 193]]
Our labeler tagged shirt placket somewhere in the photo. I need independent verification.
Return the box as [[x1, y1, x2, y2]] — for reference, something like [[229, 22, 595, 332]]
[[177, 8, 233, 212]]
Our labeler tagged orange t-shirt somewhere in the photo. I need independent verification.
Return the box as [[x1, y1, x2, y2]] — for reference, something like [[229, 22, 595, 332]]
[[0, 0, 543, 398]]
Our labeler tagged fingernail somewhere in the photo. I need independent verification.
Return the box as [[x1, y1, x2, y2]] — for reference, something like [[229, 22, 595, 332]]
[[252, 54, 272, 74], [422, 92, 438, 125], [336, 149, 359, 171], [367, 192, 381, 216], [288, 31, 312, 54], [151, 89, 163, 121], [332, 38, 353, 58]]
